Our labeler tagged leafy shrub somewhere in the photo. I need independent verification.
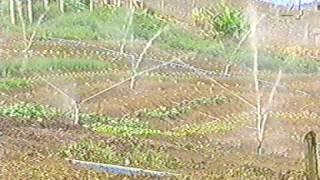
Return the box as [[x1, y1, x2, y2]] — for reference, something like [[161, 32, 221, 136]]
[[192, 3, 248, 39]]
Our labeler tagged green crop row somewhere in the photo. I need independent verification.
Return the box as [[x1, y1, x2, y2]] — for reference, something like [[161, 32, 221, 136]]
[[135, 96, 229, 120], [61, 140, 183, 170]]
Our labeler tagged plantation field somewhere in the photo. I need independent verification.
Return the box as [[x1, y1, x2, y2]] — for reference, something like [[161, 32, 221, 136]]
[[1, 1, 320, 179]]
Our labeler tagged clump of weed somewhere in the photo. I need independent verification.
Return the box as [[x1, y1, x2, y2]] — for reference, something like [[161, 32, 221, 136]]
[[61, 140, 183, 170], [61, 140, 120, 164], [126, 145, 183, 170]]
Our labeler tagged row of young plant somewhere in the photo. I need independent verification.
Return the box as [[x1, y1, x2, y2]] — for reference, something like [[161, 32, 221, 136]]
[[0, 95, 239, 138], [0, 57, 117, 78], [134, 95, 229, 120]]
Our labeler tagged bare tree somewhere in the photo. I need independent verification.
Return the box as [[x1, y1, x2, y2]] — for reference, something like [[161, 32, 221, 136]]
[[23, 9, 50, 52], [16, 0, 49, 51], [248, 4, 282, 154], [130, 27, 166, 89]]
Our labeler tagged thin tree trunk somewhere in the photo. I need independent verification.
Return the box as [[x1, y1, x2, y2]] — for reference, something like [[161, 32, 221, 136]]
[[27, 0, 33, 23], [43, 0, 49, 10], [9, 0, 16, 25], [129, 0, 133, 8], [59, 0, 64, 13], [16, 0, 27, 45], [89, 0, 94, 12]]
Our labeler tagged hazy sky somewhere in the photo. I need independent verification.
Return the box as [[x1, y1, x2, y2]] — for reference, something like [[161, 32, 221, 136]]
[[259, 0, 317, 6]]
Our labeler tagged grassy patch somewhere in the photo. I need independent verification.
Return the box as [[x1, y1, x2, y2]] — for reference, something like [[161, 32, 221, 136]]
[[0, 57, 114, 77], [61, 140, 183, 170], [61, 140, 121, 164], [160, 26, 219, 52], [38, 7, 165, 41], [2, 5, 219, 53], [0, 79, 32, 91]]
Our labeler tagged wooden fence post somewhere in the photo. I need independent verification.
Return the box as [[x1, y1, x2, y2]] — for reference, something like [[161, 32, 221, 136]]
[[304, 131, 319, 180]]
